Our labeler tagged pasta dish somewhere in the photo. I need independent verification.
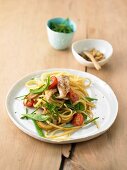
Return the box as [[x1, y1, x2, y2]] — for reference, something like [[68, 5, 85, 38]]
[[19, 71, 99, 140]]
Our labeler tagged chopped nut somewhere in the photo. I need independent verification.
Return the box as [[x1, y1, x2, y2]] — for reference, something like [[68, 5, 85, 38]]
[[79, 48, 105, 62]]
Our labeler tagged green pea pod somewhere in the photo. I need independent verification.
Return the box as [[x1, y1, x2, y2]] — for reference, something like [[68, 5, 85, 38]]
[[33, 120, 45, 137]]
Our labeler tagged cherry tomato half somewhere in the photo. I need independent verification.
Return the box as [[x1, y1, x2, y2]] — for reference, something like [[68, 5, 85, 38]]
[[48, 76, 58, 89], [72, 113, 84, 126], [23, 99, 34, 107], [69, 89, 79, 103]]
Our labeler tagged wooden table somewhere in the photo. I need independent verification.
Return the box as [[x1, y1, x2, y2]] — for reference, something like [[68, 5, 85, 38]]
[[0, 0, 127, 169]]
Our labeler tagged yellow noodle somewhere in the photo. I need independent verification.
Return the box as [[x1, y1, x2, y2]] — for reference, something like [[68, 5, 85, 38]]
[[33, 99, 42, 108], [46, 121, 83, 131], [45, 129, 78, 139], [24, 71, 98, 140], [25, 80, 43, 90]]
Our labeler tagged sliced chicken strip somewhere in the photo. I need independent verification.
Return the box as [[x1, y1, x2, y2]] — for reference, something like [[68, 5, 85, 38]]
[[26, 93, 38, 100], [56, 75, 70, 99]]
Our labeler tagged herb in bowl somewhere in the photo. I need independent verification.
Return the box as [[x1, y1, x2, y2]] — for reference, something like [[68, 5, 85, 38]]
[[50, 18, 73, 33]]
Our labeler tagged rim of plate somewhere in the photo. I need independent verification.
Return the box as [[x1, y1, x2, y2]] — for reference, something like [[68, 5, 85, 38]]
[[5, 68, 118, 144]]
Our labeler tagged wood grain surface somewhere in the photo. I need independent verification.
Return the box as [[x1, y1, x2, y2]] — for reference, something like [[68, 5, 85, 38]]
[[0, 0, 127, 170]]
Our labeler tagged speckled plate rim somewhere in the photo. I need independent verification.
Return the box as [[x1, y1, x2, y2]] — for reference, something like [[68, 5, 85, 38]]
[[5, 68, 118, 144]]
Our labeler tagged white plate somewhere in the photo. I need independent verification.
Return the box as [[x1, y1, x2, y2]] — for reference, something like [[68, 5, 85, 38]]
[[6, 68, 118, 144]]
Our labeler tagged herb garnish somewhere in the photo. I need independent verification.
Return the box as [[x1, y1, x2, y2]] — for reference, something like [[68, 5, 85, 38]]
[[21, 107, 39, 119], [85, 97, 98, 102], [42, 99, 59, 118], [65, 100, 85, 111], [74, 102, 85, 111], [50, 18, 73, 33], [15, 94, 28, 99], [21, 113, 50, 121], [84, 117, 99, 124]]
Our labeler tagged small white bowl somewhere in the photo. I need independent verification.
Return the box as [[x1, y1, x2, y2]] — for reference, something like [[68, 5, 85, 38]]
[[72, 39, 113, 67]]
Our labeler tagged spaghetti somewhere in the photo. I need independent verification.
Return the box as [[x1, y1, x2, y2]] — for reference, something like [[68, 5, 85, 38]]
[[21, 71, 99, 140]]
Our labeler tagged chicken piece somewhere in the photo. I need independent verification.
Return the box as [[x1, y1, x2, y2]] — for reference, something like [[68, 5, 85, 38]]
[[56, 75, 70, 99], [37, 121, 53, 130], [26, 93, 38, 100], [45, 89, 57, 101]]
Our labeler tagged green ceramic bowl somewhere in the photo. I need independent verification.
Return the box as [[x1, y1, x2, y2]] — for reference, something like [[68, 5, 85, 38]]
[[46, 17, 77, 50]]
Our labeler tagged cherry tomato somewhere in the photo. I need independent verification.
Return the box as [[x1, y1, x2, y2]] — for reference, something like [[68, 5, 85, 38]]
[[72, 113, 84, 126], [48, 76, 58, 89], [69, 89, 79, 103], [23, 99, 34, 107]]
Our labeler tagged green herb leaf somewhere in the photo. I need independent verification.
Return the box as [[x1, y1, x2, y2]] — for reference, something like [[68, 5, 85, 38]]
[[52, 94, 57, 100], [50, 18, 73, 33], [21, 113, 50, 121], [25, 108, 29, 119], [65, 101, 85, 111], [82, 113, 87, 120], [21, 108, 39, 119], [15, 94, 28, 99], [21, 108, 29, 119], [30, 85, 45, 94], [74, 102, 85, 111], [84, 117, 99, 125], [43, 99, 59, 118], [33, 120, 45, 137], [85, 97, 98, 102], [30, 76, 50, 94], [64, 100, 75, 110]]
